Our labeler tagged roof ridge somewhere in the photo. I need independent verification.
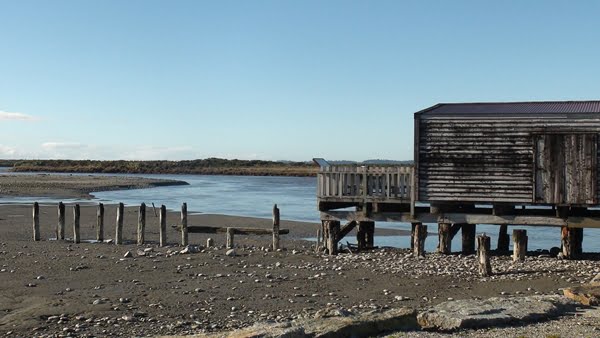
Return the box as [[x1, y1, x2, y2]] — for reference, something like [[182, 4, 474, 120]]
[[438, 100, 600, 106]]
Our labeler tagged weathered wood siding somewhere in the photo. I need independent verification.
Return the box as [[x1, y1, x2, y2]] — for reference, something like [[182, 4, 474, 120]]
[[417, 118, 600, 204]]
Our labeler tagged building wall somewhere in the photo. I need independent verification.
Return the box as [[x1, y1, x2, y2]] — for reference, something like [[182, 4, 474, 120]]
[[416, 117, 600, 204]]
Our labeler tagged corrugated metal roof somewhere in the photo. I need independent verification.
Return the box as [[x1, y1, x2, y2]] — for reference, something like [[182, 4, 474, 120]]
[[416, 101, 600, 117]]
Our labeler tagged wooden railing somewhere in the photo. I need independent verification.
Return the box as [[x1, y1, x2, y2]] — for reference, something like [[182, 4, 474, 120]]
[[317, 165, 414, 201]]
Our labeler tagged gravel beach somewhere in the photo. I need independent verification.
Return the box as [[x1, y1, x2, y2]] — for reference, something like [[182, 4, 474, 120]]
[[0, 177, 599, 337]]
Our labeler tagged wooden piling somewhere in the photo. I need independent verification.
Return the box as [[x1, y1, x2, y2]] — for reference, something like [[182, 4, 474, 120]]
[[57, 202, 65, 240], [365, 221, 375, 248], [438, 223, 451, 254], [326, 220, 341, 255], [226, 227, 234, 249], [357, 222, 367, 250], [561, 227, 583, 259], [96, 203, 104, 242], [477, 234, 492, 276], [512, 229, 527, 261], [159, 205, 167, 247], [272, 204, 280, 250], [73, 204, 80, 244], [32, 202, 40, 241], [461, 224, 476, 255], [413, 223, 427, 257], [497, 224, 510, 252], [181, 203, 188, 246], [206, 238, 214, 247], [137, 203, 146, 245], [115, 202, 124, 245], [410, 223, 417, 250]]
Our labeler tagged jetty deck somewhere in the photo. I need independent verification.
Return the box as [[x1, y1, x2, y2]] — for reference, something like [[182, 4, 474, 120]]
[[315, 101, 600, 259]]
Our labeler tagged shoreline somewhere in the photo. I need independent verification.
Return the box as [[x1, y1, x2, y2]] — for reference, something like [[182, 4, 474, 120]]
[[0, 173, 189, 199]]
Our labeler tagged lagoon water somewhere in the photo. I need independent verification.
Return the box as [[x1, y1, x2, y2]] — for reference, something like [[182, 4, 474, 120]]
[[1, 169, 600, 252]]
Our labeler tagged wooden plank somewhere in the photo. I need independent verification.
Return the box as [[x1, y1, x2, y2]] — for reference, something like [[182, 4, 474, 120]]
[[180, 225, 290, 235]]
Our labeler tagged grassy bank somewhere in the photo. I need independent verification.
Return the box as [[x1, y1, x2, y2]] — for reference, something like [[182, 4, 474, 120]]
[[0, 158, 318, 177]]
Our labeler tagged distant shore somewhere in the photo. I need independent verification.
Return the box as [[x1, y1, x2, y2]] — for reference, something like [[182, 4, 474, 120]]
[[0, 173, 188, 199], [0, 158, 319, 177]]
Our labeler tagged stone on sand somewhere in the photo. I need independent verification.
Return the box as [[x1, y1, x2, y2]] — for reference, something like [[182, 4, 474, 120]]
[[417, 295, 579, 331]]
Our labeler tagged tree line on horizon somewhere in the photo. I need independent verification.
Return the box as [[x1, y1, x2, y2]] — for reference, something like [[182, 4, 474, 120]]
[[0, 158, 412, 176]]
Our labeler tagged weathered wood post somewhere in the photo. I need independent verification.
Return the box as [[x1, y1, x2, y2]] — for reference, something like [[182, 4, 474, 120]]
[[477, 234, 492, 276], [326, 220, 341, 255], [115, 202, 124, 245], [512, 229, 527, 261], [357, 222, 366, 250], [32, 202, 40, 241], [413, 223, 427, 257], [410, 223, 417, 250], [561, 226, 583, 259], [96, 203, 104, 242], [497, 224, 510, 252], [461, 224, 476, 255], [365, 221, 375, 248], [226, 227, 234, 249], [206, 238, 214, 247], [57, 202, 65, 240], [73, 204, 80, 244], [159, 205, 167, 247], [272, 204, 280, 250], [137, 203, 146, 245], [181, 203, 188, 246], [438, 223, 451, 254]]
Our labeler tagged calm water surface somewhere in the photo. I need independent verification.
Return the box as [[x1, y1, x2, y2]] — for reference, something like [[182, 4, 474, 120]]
[[1, 169, 599, 252]]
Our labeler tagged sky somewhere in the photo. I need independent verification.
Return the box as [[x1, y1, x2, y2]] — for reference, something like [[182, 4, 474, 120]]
[[1, 0, 600, 162]]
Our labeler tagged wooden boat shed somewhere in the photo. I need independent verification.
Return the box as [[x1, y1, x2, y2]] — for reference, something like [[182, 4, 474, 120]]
[[318, 100, 600, 259]]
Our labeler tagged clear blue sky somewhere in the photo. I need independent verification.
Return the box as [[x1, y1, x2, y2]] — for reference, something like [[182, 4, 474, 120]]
[[1, 1, 599, 161]]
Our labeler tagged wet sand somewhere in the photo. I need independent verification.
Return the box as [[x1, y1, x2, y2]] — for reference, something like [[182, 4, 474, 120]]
[[0, 174, 188, 199]]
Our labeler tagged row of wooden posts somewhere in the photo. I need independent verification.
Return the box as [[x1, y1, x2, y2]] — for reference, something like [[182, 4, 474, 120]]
[[31, 202, 283, 250], [32, 202, 179, 246]]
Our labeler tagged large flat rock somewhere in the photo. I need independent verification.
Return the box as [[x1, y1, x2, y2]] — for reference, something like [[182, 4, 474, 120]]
[[160, 307, 418, 338], [417, 295, 579, 331], [564, 284, 600, 306]]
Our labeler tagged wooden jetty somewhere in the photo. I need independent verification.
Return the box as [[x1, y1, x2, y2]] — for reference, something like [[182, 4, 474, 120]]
[[318, 100, 600, 259]]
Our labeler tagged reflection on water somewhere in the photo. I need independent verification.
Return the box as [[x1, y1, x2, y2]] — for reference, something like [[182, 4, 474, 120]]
[[0, 171, 599, 251]]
